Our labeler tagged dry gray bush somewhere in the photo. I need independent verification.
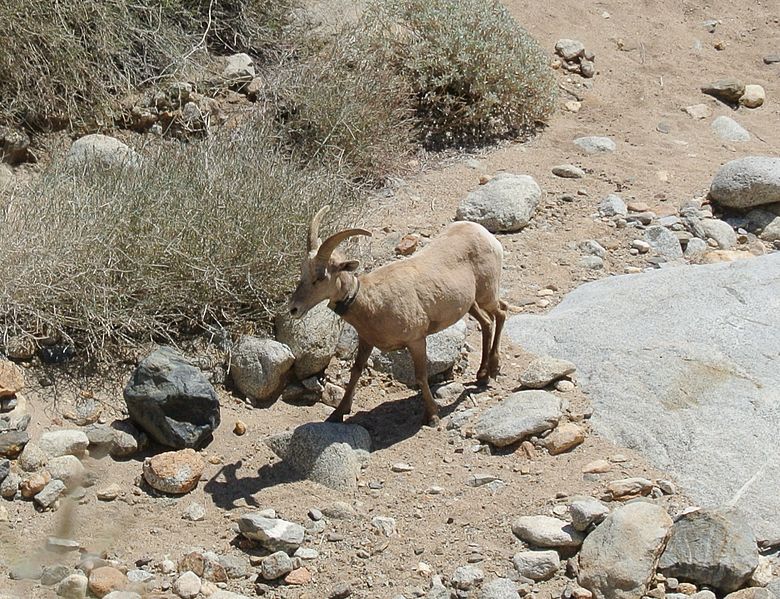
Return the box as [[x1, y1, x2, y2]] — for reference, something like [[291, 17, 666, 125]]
[[0, 118, 363, 360]]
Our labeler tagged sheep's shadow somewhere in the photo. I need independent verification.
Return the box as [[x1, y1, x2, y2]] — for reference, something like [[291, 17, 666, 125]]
[[203, 382, 479, 503], [204, 459, 300, 511], [345, 381, 479, 451]]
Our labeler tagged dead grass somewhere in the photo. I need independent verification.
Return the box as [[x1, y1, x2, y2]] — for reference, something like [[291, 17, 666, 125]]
[[0, 117, 362, 361]]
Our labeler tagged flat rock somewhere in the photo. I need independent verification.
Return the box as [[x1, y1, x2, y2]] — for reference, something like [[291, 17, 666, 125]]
[[684, 104, 712, 119], [574, 136, 616, 154], [578, 502, 673, 599], [658, 508, 759, 593], [275, 302, 343, 379], [372, 319, 467, 386], [570, 496, 610, 531], [607, 477, 653, 499], [599, 194, 628, 218], [480, 578, 521, 599], [265, 422, 371, 490], [512, 550, 560, 581], [711, 116, 750, 142], [124, 347, 220, 449], [701, 79, 745, 104], [545, 423, 586, 455], [474, 391, 563, 447], [506, 254, 780, 539], [456, 173, 541, 233], [644, 225, 683, 259], [35, 479, 66, 509], [710, 157, 780, 209], [230, 336, 294, 403], [520, 355, 576, 388], [143, 448, 205, 494], [512, 515, 584, 548], [238, 514, 305, 553], [553, 164, 586, 179]]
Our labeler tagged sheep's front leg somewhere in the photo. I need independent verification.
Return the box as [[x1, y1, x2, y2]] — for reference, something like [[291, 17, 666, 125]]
[[407, 338, 440, 427], [326, 338, 373, 423]]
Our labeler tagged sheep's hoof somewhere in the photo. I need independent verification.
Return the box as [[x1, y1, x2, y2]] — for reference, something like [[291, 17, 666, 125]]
[[424, 414, 441, 428], [476, 369, 490, 384], [326, 411, 345, 423]]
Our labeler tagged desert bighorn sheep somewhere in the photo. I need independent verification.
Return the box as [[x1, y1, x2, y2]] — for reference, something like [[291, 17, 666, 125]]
[[288, 206, 507, 426]]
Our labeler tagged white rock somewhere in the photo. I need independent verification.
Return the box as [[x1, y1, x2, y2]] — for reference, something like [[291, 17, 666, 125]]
[[173, 571, 201, 599], [570, 497, 610, 531], [511, 515, 584, 548], [65, 134, 141, 170], [520, 356, 576, 389], [38, 430, 89, 458], [56, 573, 89, 599], [599, 195, 628, 218], [238, 514, 305, 552], [555, 39, 586, 61], [230, 336, 294, 403], [574, 136, 616, 154], [512, 550, 560, 581], [451, 565, 484, 590], [711, 116, 750, 142], [456, 174, 541, 233], [740, 84, 765, 108], [222, 53, 255, 83]]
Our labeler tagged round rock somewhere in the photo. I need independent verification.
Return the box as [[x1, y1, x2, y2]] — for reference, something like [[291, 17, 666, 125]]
[[124, 346, 220, 449], [710, 157, 780, 209], [65, 134, 141, 170], [512, 550, 560, 581], [275, 302, 343, 379], [142, 448, 205, 494], [511, 515, 584, 549], [230, 336, 294, 403], [456, 173, 541, 233]]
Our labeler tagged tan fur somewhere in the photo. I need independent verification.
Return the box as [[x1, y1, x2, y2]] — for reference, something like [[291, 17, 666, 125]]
[[289, 216, 507, 426]]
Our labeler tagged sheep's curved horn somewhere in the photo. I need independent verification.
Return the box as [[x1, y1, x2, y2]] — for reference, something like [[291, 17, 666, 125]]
[[308, 205, 331, 252], [316, 228, 372, 261]]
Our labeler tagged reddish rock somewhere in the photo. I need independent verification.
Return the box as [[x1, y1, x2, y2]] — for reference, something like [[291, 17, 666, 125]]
[[285, 567, 312, 585], [143, 448, 204, 494], [395, 234, 419, 256], [88, 566, 127, 598], [0, 361, 24, 398]]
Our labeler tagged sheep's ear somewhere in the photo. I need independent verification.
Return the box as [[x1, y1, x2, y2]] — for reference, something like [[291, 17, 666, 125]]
[[336, 260, 360, 272]]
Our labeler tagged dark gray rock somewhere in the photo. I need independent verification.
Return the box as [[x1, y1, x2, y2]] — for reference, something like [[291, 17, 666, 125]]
[[265, 422, 370, 490], [658, 509, 759, 593], [710, 157, 780, 209], [0, 430, 28, 458], [506, 254, 780, 540], [0, 458, 9, 482], [372, 319, 467, 386], [456, 173, 541, 233], [124, 347, 220, 449], [578, 502, 673, 599], [474, 391, 563, 447], [701, 79, 745, 104]]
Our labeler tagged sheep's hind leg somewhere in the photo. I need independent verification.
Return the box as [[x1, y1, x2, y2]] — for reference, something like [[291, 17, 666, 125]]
[[469, 304, 494, 383], [407, 338, 440, 427], [488, 300, 508, 378], [326, 338, 373, 423]]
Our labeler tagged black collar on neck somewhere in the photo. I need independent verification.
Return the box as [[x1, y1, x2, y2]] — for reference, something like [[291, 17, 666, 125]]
[[329, 278, 360, 316]]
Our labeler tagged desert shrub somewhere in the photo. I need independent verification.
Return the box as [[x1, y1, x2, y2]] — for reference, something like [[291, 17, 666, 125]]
[[368, 0, 557, 147], [0, 0, 294, 129], [270, 24, 414, 184], [0, 119, 363, 360]]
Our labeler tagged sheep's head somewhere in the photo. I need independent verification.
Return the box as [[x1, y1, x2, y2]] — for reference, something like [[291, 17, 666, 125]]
[[288, 206, 371, 318]]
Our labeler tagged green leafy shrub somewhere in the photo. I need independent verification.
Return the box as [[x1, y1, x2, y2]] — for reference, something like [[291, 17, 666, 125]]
[[372, 0, 557, 147], [0, 120, 362, 360]]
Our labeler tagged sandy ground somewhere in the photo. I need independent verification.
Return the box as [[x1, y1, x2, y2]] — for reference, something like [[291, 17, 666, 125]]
[[2, 0, 779, 597]]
